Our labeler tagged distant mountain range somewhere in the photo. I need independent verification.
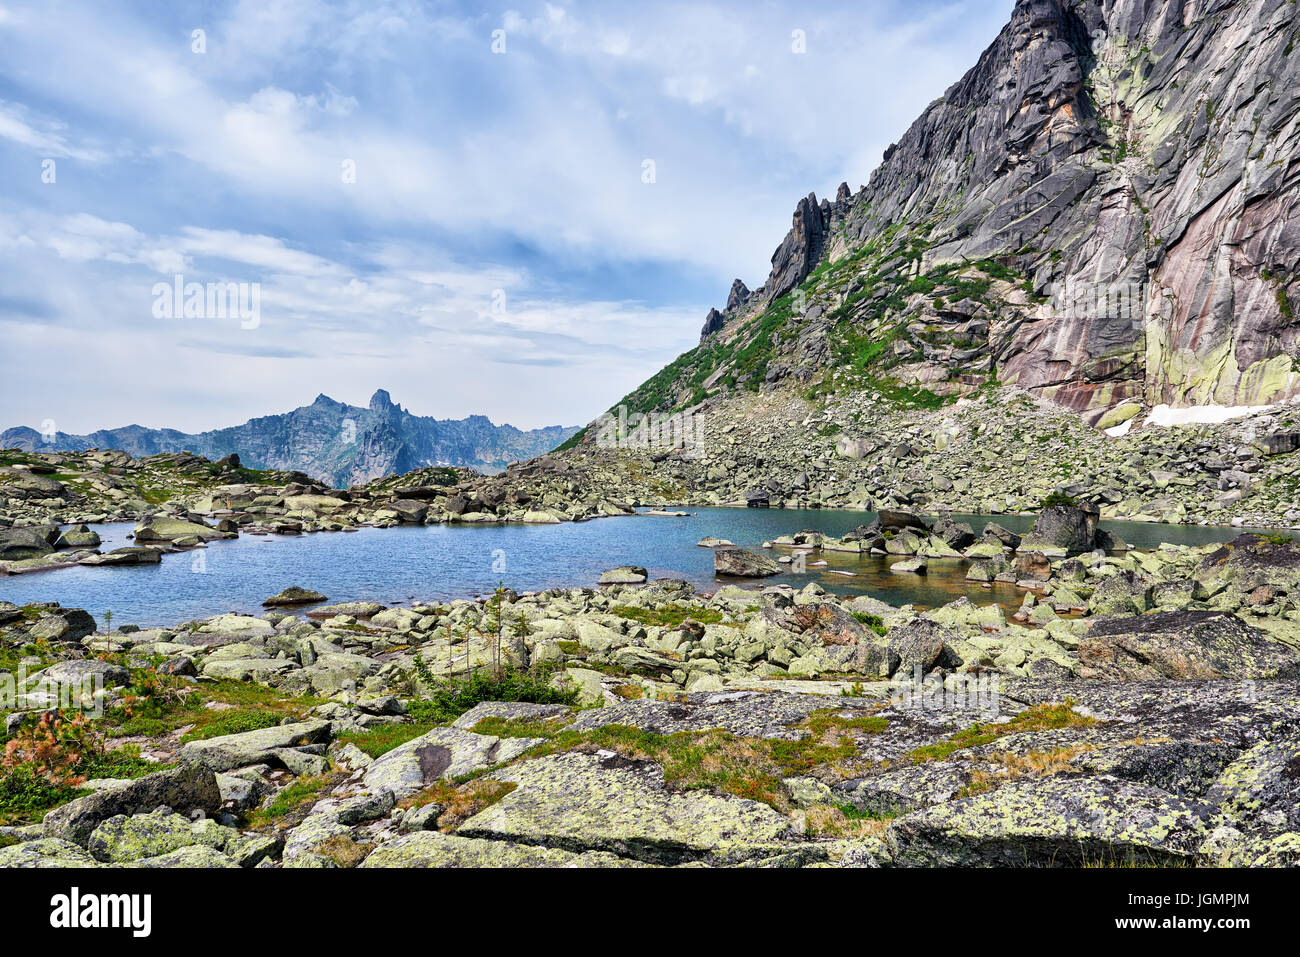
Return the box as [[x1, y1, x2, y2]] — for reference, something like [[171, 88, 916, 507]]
[[1, 390, 580, 486]]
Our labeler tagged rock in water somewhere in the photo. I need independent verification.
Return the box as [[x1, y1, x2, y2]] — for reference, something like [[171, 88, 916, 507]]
[[263, 586, 328, 606], [598, 566, 648, 585], [1020, 504, 1098, 554], [713, 547, 781, 578]]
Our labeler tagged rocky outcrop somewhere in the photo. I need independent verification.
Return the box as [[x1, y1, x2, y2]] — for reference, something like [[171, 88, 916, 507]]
[[1078, 611, 1300, 680], [607, 0, 1300, 427]]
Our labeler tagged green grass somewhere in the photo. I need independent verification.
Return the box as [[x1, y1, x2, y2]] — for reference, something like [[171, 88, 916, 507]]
[[609, 604, 724, 628], [850, 612, 888, 636], [176, 709, 284, 743], [904, 704, 1094, 765], [408, 660, 580, 726], [336, 722, 436, 758], [247, 774, 338, 827]]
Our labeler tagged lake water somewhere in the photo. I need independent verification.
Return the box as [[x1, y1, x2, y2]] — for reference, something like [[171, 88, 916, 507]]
[[0, 507, 1276, 628]]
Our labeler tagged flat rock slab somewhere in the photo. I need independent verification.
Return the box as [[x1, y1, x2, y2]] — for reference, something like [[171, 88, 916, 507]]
[[886, 777, 1211, 867], [1078, 611, 1300, 680], [363, 727, 543, 799], [451, 701, 574, 730], [176, 719, 332, 772], [360, 831, 647, 868], [569, 690, 845, 740], [458, 750, 799, 865]]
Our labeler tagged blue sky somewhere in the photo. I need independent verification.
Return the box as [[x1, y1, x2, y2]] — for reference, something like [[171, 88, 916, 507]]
[[0, 0, 1013, 433]]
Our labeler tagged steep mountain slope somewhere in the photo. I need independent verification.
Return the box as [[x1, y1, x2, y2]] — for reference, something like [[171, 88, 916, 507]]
[[1, 390, 579, 486], [600, 0, 1300, 430]]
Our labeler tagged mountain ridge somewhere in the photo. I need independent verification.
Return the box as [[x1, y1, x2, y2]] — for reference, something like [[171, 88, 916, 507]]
[[1, 390, 579, 487]]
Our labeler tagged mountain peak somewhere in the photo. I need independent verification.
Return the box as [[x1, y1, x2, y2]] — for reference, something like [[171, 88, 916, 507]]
[[369, 389, 396, 413]]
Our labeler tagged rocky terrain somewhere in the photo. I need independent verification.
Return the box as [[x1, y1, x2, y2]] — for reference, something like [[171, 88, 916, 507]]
[[2, 516, 1299, 868], [1, 390, 579, 486]]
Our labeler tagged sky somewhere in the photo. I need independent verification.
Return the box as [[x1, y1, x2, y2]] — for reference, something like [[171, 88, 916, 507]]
[[0, 0, 1015, 433]]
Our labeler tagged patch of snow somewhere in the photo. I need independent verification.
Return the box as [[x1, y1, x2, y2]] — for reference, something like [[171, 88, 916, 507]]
[[1104, 418, 1134, 437], [1146, 403, 1274, 427]]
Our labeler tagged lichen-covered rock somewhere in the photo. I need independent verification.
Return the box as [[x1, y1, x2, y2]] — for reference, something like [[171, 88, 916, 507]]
[[362, 727, 542, 800], [360, 831, 648, 868], [175, 719, 333, 772], [0, 838, 97, 868], [458, 751, 800, 865], [1078, 611, 1300, 680], [43, 764, 222, 846], [886, 777, 1212, 867], [1205, 735, 1300, 835]]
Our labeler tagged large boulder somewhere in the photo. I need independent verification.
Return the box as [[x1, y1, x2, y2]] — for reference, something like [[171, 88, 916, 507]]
[[713, 547, 781, 578], [1078, 611, 1300, 681], [263, 586, 328, 607], [1019, 504, 1098, 554], [175, 719, 333, 772], [886, 777, 1211, 867], [0, 526, 58, 561], [43, 764, 222, 846], [0, 469, 66, 501], [457, 751, 800, 865], [363, 727, 543, 800], [133, 516, 234, 543], [25, 607, 98, 643], [598, 566, 648, 585], [878, 509, 929, 532]]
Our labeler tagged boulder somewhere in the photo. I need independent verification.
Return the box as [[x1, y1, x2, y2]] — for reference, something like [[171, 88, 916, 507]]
[[1079, 611, 1300, 681], [1020, 505, 1098, 554], [878, 509, 929, 531], [713, 547, 781, 578], [457, 751, 799, 865], [133, 516, 234, 543], [598, 566, 648, 585], [886, 777, 1210, 866], [363, 727, 543, 800], [0, 526, 57, 561], [175, 720, 333, 772], [263, 586, 328, 607], [43, 764, 222, 846], [78, 546, 163, 566]]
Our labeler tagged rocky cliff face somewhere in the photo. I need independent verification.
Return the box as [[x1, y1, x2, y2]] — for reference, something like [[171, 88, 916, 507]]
[[1, 391, 579, 487], [651, 0, 1300, 422]]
